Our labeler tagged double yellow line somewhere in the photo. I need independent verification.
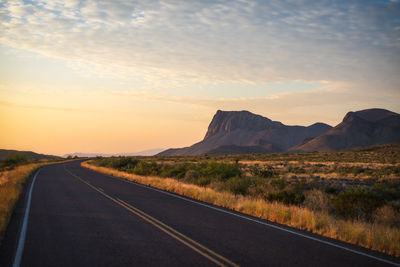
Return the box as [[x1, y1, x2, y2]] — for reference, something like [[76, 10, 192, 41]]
[[64, 166, 239, 267]]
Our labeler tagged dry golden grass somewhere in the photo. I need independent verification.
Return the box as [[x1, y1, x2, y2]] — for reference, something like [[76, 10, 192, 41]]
[[239, 160, 397, 167], [82, 160, 400, 257], [0, 163, 43, 239]]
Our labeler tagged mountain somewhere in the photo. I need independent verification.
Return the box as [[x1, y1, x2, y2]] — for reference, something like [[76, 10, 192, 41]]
[[63, 152, 107, 158], [158, 110, 332, 156], [291, 108, 400, 152], [120, 148, 165, 156], [0, 149, 58, 161], [64, 148, 164, 158]]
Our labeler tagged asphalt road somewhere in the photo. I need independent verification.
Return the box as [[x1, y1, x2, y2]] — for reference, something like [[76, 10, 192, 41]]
[[1, 160, 399, 267]]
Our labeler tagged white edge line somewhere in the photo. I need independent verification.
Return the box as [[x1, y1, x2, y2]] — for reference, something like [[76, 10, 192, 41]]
[[98, 171, 400, 267], [12, 169, 40, 267]]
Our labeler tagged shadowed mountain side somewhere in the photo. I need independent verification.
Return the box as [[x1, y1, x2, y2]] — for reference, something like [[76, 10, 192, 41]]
[[158, 110, 332, 156], [205, 145, 272, 155], [291, 108, 400, 152]]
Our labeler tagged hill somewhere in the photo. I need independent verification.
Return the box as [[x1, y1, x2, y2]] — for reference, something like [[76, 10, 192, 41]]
[[291, 108, 400, 152], [0, 149, 58, 161]]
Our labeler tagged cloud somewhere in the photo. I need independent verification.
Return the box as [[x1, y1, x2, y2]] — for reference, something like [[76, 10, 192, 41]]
[[0, 0, 399, 92], [114, 82, 400, 125]]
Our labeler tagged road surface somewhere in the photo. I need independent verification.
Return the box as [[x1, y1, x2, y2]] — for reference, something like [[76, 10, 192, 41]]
[[1, 160, 399, 266]]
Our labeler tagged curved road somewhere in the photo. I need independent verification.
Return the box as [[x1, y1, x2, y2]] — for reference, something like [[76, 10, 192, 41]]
[[1, 160, 399, 266]]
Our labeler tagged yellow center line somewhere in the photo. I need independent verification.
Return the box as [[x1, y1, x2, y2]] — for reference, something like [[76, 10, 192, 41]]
[[116, 198, 239, 267], [64, 167, 239, 267]]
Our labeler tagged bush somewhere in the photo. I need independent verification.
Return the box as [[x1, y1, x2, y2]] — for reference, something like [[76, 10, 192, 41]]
[[159, 163, 195, 178], [288, 165, 306, 174], [303, 189, 330, 212], [373, 205, 400, 227], [350, 166, 365, 175], [267, 190, 305, 205], [195, 177, 212, 187], [226, 177, 250, 195], [249, 166, 277, 178], [2, 153, 29, 169], [184, 169, 199, 180], [333, 188, 385, 221], [93, 156, 139, 171], [133, 161, 159, 176], [198, 161, 242, 181], [269, 178, 286, 190]]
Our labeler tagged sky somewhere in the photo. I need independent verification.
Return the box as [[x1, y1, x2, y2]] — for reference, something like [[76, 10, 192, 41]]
[[0, 0, 399, 156]]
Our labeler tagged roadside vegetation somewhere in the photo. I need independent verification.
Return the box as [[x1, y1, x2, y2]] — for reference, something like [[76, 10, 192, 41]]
[[84, 143, 400, 257], [0, 154, 68, 241]]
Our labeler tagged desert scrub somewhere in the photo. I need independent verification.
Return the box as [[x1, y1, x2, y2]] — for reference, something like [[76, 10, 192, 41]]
[[373, 205, 400, 228], [83, 160, 400, 257], [333, 188, 385, 221], [249, 165, 279, 178], [226, 176, 251, 195], [94, 156, 139, 172], [303, 189, 331, 213], [266, 190, 305, 205], [92, 157, 242, 182], [90, 156, 400, 215]]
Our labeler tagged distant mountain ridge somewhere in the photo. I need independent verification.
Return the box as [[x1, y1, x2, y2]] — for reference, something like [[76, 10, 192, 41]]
[[0, 149, 58, 161], [158, 110, 332, 156], [64, 148, 164, 158], [291, 108, 400, 152]]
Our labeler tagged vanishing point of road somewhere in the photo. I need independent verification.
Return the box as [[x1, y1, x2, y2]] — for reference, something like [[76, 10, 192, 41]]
[[1, 160, 399, 267]]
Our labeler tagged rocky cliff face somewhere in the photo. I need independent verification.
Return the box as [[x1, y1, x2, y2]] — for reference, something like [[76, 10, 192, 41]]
[[158, 110, 332, 156], [291, 108, 400, 152], [204, 110, 282, 139]]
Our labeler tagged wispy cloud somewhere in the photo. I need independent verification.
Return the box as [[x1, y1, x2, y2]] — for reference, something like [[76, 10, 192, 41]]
[[0, 0, 399, 91], [113, 82, 400, 125]]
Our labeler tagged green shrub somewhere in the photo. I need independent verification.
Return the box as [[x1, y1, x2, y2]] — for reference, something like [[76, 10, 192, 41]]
[[250, 166, 277, 178], [288, 165, 306, 174], [2, 153, 29, 169], [93, 156, 139, 171], [269, 178, 286, 190], [184, 169, 199, 180], [195, 177, 212, 187], [133, 161, 159, 176], [159, 163, 191, 178], [333, 188, 385, 221], [267, 190, 305, 205], [226, 177, 250, 195], [350, 166, 365, 175], [198, 161, 242, 181], [394, 166, 400, 175]]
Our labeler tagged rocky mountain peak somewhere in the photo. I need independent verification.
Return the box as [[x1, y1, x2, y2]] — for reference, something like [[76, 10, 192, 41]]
[[292, 108, 400, 152], [204, 110, 278, 139], [343, 108, 398, 124]]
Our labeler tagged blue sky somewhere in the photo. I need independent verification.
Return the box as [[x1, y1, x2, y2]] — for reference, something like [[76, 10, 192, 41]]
[[0, 0, 399, 154]]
